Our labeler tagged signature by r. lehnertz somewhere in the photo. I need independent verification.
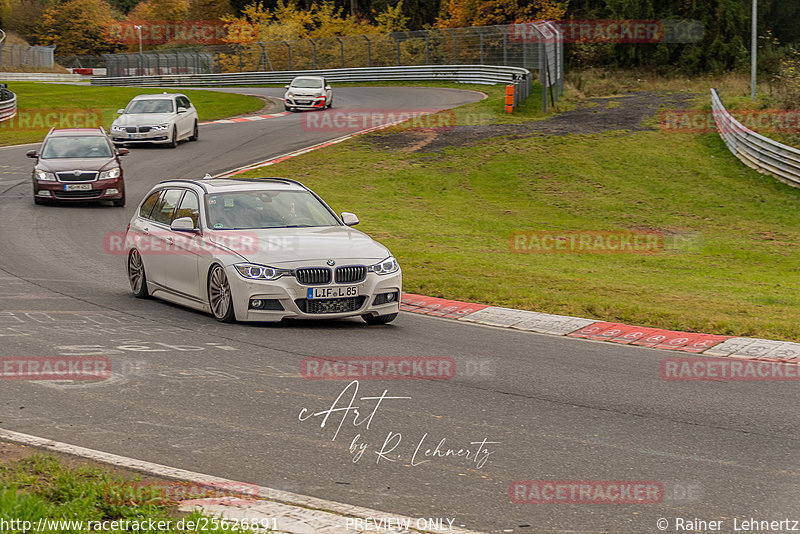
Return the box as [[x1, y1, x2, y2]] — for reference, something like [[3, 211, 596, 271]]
[[298, 380, 499, 468]]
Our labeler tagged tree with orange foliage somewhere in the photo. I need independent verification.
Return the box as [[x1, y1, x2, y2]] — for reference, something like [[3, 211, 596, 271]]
[[436, 0, 566, 27]]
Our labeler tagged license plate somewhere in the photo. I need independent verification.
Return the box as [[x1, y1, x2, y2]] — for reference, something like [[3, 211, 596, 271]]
[[297, 100, 310, 105], [308, 286, 358, 299], [65, 184, 92, 191]]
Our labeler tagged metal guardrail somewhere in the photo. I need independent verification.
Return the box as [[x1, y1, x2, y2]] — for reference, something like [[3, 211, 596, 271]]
[[0, 84, 17, 123], [91, 64, 533, 109], [711, 88, 800, 189]]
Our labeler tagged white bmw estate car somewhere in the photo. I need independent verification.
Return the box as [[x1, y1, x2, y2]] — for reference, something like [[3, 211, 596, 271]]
[[125, 178, 401, 324], [110, 93, 199, 148]]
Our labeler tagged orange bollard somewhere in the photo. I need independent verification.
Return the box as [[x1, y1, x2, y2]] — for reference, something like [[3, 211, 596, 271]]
[[505, 84, 515, 113]]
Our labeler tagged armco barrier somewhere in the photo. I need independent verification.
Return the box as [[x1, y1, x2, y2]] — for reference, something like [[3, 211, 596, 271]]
[[90, 64, 533, 110], [0, 84, 16, 123], [711, 88, 800, 188]]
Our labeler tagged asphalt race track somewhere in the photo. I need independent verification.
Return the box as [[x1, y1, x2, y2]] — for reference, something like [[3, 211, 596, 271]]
[[1, 86, 798, 533]]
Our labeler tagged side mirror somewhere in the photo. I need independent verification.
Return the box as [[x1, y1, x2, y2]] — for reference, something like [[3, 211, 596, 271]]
[[170, 217, 197, 232], [177, 107, 187, 114], [26, 150, 38, 158], [284, 85, 290, 89], [117, 148, 129, 156], [116, 108, 125, 114], [341, 212, 359, 226], [325, 85, 331, 90]]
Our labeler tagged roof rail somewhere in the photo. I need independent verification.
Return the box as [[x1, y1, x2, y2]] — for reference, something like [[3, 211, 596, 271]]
[[157, 179, 208, 193]]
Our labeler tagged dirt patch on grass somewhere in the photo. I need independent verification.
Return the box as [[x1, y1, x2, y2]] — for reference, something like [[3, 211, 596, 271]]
[[367, 91, 698, 153]]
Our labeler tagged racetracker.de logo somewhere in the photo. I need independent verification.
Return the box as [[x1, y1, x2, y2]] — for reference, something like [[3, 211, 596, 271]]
[[510, 231, 663, 254], [301, 109, 457, 133], [104, 231, 261, 256], [0, 109, 102, 131], [105, 20, 247, 46], [509, 480, 663, 504], [1, 357, 111, 381], [510, 20, 703, 43], [105, 480, 259, 506], [660, 109, 800, 134], [301, 357, 456, 380], [661, 357, 800, 381]]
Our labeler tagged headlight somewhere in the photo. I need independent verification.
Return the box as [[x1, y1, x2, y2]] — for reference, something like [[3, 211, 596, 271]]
[[286, 93, 294, 98], [369, 256, 399, 275], [35, 170, 56, 181], [100, 167, 120, 180], [110, 125, 125, 132], [152, 124, 170, 131], [234, 263, 291, 281]]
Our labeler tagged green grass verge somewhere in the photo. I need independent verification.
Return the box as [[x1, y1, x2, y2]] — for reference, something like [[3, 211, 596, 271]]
[[237, 93, 800, 341], [0, 454, 266, 533], [0, 83, 264, 147]]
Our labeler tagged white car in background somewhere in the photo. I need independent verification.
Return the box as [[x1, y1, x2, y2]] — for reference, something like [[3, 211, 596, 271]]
[[125, 177, 401, 324], [110, 93, 199, 148], [283, 76, 332, 111]]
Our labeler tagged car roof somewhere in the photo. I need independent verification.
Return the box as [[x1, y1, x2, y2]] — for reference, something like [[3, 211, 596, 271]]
[[157, 178, 309, 193], [47, 128, 107, 137], [291, 76, 324, 81], [130, 93, 185, 100]]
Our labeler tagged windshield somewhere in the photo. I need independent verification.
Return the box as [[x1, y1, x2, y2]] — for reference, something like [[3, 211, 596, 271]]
[[40, 136, 113, 159], [126, 99, 174, 114], [290, 78, 323, 89], [205, 190, 340, 230]]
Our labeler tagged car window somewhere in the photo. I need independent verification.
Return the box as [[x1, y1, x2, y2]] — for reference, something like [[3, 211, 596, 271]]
[[290, 78, 323, 89], [139, 191, 161, 219], [40, 136, 112, 159], [175, 191, 200, 228], [205, 190, 339, 230], [177, 96, 192, 109], [151, 189, 184, 225], [127, 99, 174, 114]]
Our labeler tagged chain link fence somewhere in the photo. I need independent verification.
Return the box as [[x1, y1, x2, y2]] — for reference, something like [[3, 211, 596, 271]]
[[98, 22, 563, 110], [0, 41, 56, 69]]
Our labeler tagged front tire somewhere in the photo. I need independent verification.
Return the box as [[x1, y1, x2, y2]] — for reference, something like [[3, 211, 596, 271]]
[[362, 313, 397, 325], [128, 249, 149, 298], [112, 189, 126, 207], [189, 121, 198, 141], [167, 126, 178, 148], [208, 264, 235, 323]]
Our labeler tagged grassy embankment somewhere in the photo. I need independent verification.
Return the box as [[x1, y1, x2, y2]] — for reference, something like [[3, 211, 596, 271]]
[[238, 72, 800, 341]]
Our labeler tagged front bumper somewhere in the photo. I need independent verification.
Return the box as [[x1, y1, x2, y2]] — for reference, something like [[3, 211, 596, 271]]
[[34, 177, 124, 202], [111, 130, 171, 144], [225, 265, 402, 322], [285, 96, 327, 110]]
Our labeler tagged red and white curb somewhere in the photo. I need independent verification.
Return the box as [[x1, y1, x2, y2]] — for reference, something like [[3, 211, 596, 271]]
[[201, 111, 290, 126], [400, 293, 800, 361], [0, 428, 479, 534]]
